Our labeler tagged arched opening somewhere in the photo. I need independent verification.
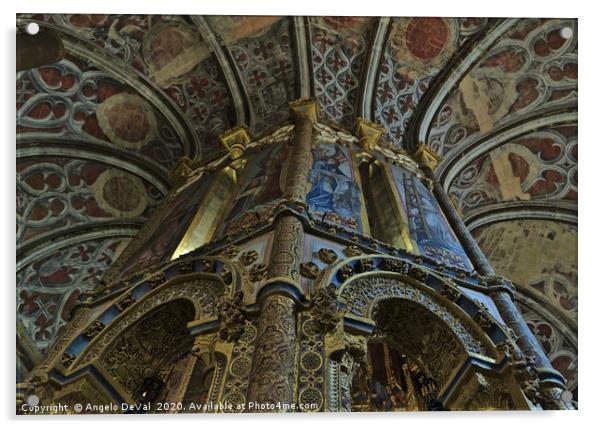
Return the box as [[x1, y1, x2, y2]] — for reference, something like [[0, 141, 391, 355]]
[[334, 274, 519, 411], [346, 298, 467, 411], [350, 340, 438, 411], [97, 299, 196, 405]]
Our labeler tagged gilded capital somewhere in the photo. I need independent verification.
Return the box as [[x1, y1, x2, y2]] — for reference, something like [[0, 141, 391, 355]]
[[289, 97, 320, 123], [219, 126, 252, 160], [169, 155, 196, 187], [355, 117, 385, 152], [412, 143, 441, 171]]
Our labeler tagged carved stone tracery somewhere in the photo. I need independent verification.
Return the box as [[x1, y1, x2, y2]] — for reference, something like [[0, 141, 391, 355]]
[[75, 278, 225, 369], [98, 300, 195, 398], [310, 283, 342, 334], [218, 291, 247, 342], [339, 276, 491, 357], [246, 295, 297, 411], [17, 84, 571, 411]]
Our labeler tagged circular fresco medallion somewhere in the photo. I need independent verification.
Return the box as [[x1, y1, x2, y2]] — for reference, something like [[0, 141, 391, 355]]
[[406, 18, 449, 60], [91, 169, 149, 218], [97, 93, 157, 149], [142, 21, 209, 88], [389, 17, 458, 79]]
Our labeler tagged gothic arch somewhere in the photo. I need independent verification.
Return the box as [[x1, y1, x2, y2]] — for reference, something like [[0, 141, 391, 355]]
[[324, 259, 526, 409], [26, 273, 228, 406], [332, 274, 498, 394], [95, 299, 196, 401], [22, 262, 231, 384], [336, 271, 497, 358], [327, 256, 501, 356], [71, 275, 227, 371], [371, 297, 478, 389]]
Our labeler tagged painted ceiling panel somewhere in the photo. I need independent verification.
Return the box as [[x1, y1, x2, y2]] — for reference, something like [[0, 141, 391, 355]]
[[373, 17, 482, 148], [162, 56, 235, 162], [22, 14, 209, 88], [208, 16, 297, 135], [16, 55, 186, 173], [17, 157, 163, 245], [141, 18, 235, 161], [19, 14, 236, 163], [467, 152, 579, 398], [473, 219, 577, 322], [15, 49, 182, 353], [309, 16, 374, 129], [449, 124, 577, 214], [472, 219, 577, 398], [25, 14, 172, 73], [17, 236, 130, 353], [427, 18, 577, 157]]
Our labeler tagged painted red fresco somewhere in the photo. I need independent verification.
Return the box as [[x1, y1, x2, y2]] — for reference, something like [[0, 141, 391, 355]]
[[105, 99, 151, 143], [405, 18, 448, 60]]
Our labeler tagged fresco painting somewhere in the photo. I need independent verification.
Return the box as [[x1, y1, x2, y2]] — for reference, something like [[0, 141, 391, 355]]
[[307, 144, 363, 232], [223, 143, 289, 235], [390, 164, 472, 270], [121, 177, 209, 276]]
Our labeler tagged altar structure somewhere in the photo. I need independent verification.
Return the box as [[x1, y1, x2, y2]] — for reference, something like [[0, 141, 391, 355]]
[[20, 98, 573, 412]]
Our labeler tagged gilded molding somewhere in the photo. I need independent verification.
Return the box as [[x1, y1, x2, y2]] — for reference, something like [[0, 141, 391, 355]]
[[355, 117, 385, 152], [217, 292, 247, 342], [289, 97, 320, 123]]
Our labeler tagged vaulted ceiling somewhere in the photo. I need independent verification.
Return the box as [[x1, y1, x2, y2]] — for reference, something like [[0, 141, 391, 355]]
[[16, 15, 577, 393]]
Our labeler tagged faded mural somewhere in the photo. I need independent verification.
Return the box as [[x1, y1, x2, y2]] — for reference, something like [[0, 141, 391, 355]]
[[121, 177, 209, 276], [473, 219, 577, 399], [307, 144, 363, 233], [223, 143, 289, 235], [390, 164, 472, 270]]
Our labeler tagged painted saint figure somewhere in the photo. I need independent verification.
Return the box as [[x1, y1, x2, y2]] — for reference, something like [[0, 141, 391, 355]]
[[390, 164, 472, 270], [306, 144, 362, 231], [225, 143, 288, 224]]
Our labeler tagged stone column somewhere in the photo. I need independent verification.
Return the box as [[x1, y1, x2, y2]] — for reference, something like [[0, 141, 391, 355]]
[[246, 214, 303, 411], [284, 99, 316, 203], [246, 295, 297, 410], [246, 98, 318, 412], [415, 147, 571, 408]]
